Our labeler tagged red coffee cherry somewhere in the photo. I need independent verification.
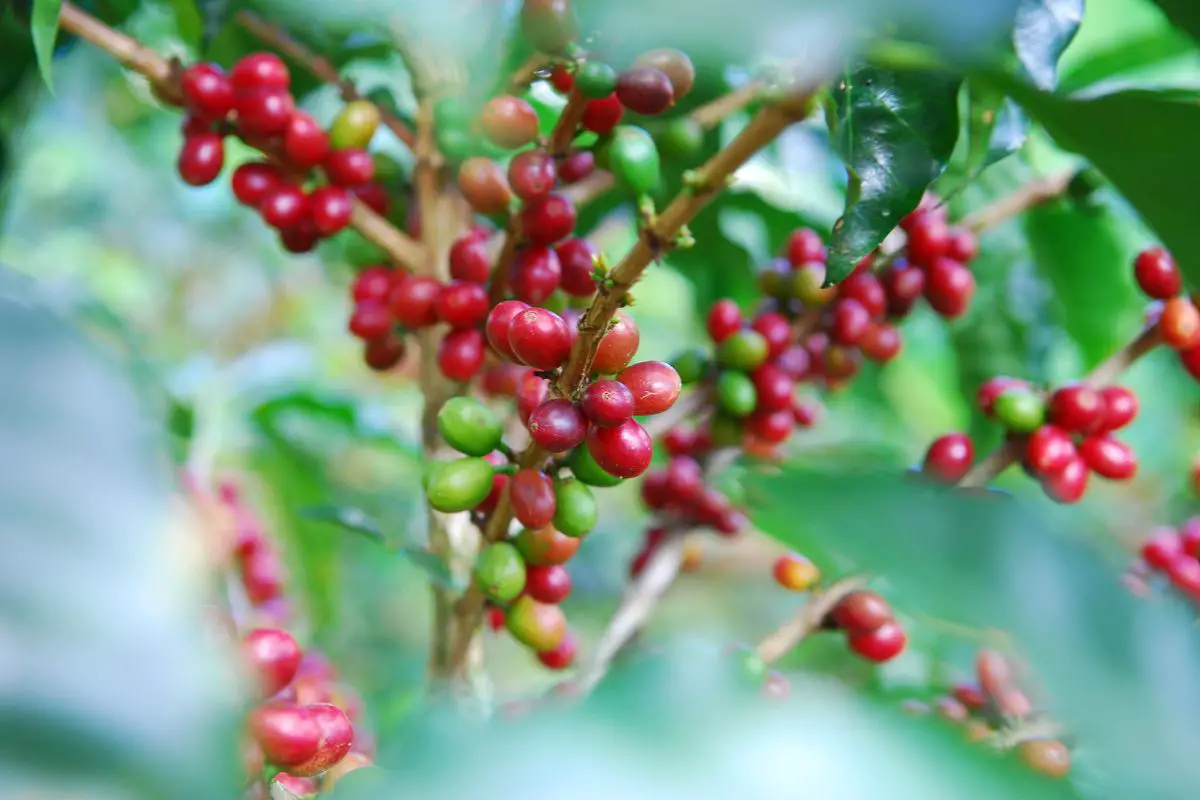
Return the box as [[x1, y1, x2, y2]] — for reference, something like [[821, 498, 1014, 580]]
[[559, 149, 595, 183], [177, 132, 225, 186], [1141, 526, 1184, 569], [522, 193, 577, 245], [231, 162, 282, 206], [830, 299, 870, 346], [1180, 341, 1200, 382], [838, 271, 887, 319], [615, 67, 675, 115], [363, 335, 406, 371], [480, 94, 540, 150], [750, 363, 795, 412], [773, 552, 819, 591], [449, 235, 493, 284], [180, 63, 234, 120], [1025, 425, 1077, 476], [486, 300, 531, 361], [437, 328, 485, 382], [248, 702, 321, 770], [230, 52, 290, 91], [556, 238, 599, 296], [525, 564, 572, 604], [707, 299, 743, 343], [848, 621, 907, 663], [181, 114, 212, 137], [944, 227, 978, 263], [389, 275, 441, 329], [830, 590, 892, 633], [749, 312, 791, 360], [1046, 384, 1102, 434], [527, 398, 588, 452], [663, 455, 703, 502], [435, 281, 490, 329], [516, 371, 551, 425], [510, 245, 563, 305], [1167, 556, 1200, 598], [905, 215, 949, 267], [260, 185, 310, 230], [746, 409, 794, 444], [581, 94, 623, 135], [586, 418, 654, 478], [618, 361, 680, 416], [924, 257, 975, 318], [859, 322, 902, 362], [537, 629, 579, 670], [352, 183, 389, 215], [324, 149, 375, 186], [235, 87, 295, 137], [593, 311, 640, 374], [1040, 455, 1089, 504], [549, 65, 574, 93], [1159, 297, 1200, 349], [580, 379, 635, 427], [922, 433, 974, 483], [508, 150, 558, 202], [785, 228, 826, 266], [458, 156, 514, 216], [309, 186, 353, 235], [1078, 435, 1137, 480], [1097, 385, 1138, 432], [508, 307, 572, 369], [510, 469, 557, 528], [281, 111, 331, 168], [279, 220, 321, 254], [290, 703, 354, 777], [242, 628, 303, 698], [1133, 246, 1181, 299], [347, 301, 392, 340], [881, 260, 925, 318], [352, 266, 394, 303]]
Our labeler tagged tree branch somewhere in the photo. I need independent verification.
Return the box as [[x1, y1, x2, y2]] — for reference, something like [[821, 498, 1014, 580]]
[[234, 11, 416, 148], [508, 52, 550, 93], [960, 168, 1077, 234], [754, 575, 867, 663], [689, 81, 763, 130], [549, 90, 587, 157]]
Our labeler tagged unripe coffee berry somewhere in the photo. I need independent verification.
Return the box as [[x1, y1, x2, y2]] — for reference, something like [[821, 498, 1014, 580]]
[[772, 553, 819, 591], [992, 387, 1045, 433]]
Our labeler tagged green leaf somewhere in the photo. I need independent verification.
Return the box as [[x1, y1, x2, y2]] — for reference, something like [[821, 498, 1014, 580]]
[[1013, 0, 1083, 90], [826, 65, 961, 284], [396, 545, 462, 590], [1148, 0, 1200, 44], [749, 466, 1200, 798], [0, 269, 241, 798], [1058, 28, 1197, 95], [30, 0, 61, 92], [168, 0, 204, 49]]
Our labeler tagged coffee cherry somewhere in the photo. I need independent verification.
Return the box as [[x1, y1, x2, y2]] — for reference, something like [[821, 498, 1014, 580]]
[[662, 455, 703, 502], [525, 563, 572, 603], [520, 0, 577, 53], [1141, 528, 1183, 569], [593, 311, 640, 373], [309, 186, 353, 235], [351, 183, 389, 215], [516, 369, 551, 424], [1026, 425, 1076, 476], [993, 387, 1045, 433], [537, 629, 578, 670], [270, 704, 352, 777], [1018, 740, 1071, 779], [848, 621, 907, 662], [515, 524, 580, 565], [773, 553, 819, 591], [1046, 384, 1102, 434], [881, 260, 925, 317], [615, 67, 675, 115], [830, 299, 870, 345], [231, 162, 282, 206], [324, 149, 375, 186], [549, 64, 574, 93], [181, 63, 234, 120], [508, 150, 558, 202], [556, 238, 599, 296], [707, 300, 744, 343], [1097, 385, 1138, 431], [178, 132, 225, 186], [831, 590, 892, 633], [242, 628, 303, 698], [559, 149, 595, 183], [564, 444, 620, 489], [329, 99, 381, 150], [475, 541, 527, 603], [240, 548, 284, 604], [457, 156, 513, 215], [785, 228, 826, 266], [510, 469, 557, 529], [426, 457, 495, 512], [905, 216, 949, 267], [1168, 556, 1200, 598], [1040, 455, 1089, 504], [945, 227, 978, 263], [363, 335, 406, 371], [260, 185, 309, 230], [716, 371, 757, 417], [506, 595, 567, 652], [790, 262, 835, 306], [1078, 435, 1137, 480], [528, 399, 588, 452], [746, 364, 792, 412], [580, 379, 635, 427], [511, 245, 563, 305], [347, 302, 392, 340], [606, 125, 661, 194], [435, 281, 489, 329], [1180, 341, 1200, 381], [924, 257, 975, 318], [282, 111, 331, 168], [437, 328, 485, 382], [1159, 297, 1200, 349], [838, 271, 887, 319], [633, 48, 695, 100], [522, 193, 576, 245], [389, 275, 441, 329], [859, 322, 902, 362], [181, 114, 211, 136], [922, 433, 974, 483], [486, 300, 530, 361], [1134, 246, 1180, 299], [449, 234, 493, 283], [746, 313, 789, 361], [480, 95, 540, 150], [230, 53, 290, 91], [508, 307, 571, 369], [617, 361, 681, 416], [581, 94, 623, 135], [437, 397, 502, 457], [586, 418, 653, 478], [248, 702, 321, 769], [575, 60, 618, 99], [717, 329, 769, 372], [235, 87, 295, 137]]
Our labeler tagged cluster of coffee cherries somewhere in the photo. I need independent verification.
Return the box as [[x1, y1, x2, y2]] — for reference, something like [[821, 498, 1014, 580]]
[[901, 649, 1070, 780], [173, 52, 391, 253], [213, 481, 371, 797], [1127, 518, 1200, 602], [1136, 246, 1200, 380]]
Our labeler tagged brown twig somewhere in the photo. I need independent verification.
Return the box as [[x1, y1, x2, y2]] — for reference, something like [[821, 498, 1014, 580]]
[[508, 52, 550, 93], [549, 90, 587, 157], [755, 576, 867, 663], [961, 169, 1077, 234], [235, 11, 417, 148], [487, 216, 523, 306], [561, 170, 616, 207], [689, 81, 763, 130]]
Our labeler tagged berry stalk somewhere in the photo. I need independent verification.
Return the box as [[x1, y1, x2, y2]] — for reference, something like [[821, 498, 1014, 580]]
[[754, 576, 867, 663]]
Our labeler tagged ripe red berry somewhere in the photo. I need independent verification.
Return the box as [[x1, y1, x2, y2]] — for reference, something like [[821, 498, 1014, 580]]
[[242, 628, 303, 698], [525, 563, 572, 603], [977, 376, 1027, 417], [746, 408, 794, 444], [230, 53, 290, 91], [556, 238, 599, 296], [486, 605, 507, 631], [282, 111, 331, 168], [177, 132, 225, 186], [510, 245, 562, 305], [510, 468, 557, 528], [279, 220, 320, 254], [580, 379, 635, 427], [537, 629, 578, 670], [352, 266, 394, 303], [945, 227, 978, 262], [831, 590, 892, 633], [389, 275, 441, 329], [707, 299, 743, 343], [749, 363, 795, 412], [615, 67, 675, 115], [1046, 384, 1103, 434], [260, 185, 309, 230], [352, 182, 390, 216], [922, 433, 974, 483], [1025, 425, 1077, 476], [1141, 527, 1183, 569], [324, 149, 374, 186], [1180, 342, 1200, 382], [772, 552, 819, 591], [437, 328, 485, 382], [508, 150, 558, 202], [1133, 246, 1181, 299], [181, 114, 211, 137], [838, 271, 887, 319], [785, 228, 826, 266], [618, 361, 680, 416], [905, 216, 949, 267], [1160, 297, 1200, 349], [434, 281, 489, 329], [559, 149, 595, 183], [830, 299, 870, 345], [881, 259, 925, 318], [480, 95, 540, 150], [593, 311, 640, 374], [1078, 435, 1137, 480], [848, 621, 907, 663], [348, 301, 392, 340], [180, 63, 234, 121], [1097, 385, 1138, 432], [586, 418, 654, 478], [309, 186, 353, 235], [486, 300, 531, 361], [363, 335, 406, 371], [924, 257, 975, 318], [449, 235, 492, 284], [508, 307, 572, 369], [1040, 455, 1089, 504], [859, 322, 902, 363], [750, 312, 791, 360], [1168, 556, 1200, 599], [581, 94, 623, 135], [232, 161, 282, 206], [235, 87, 295, 137], [527, 398, 588, 452], [522, 193, 577, 245], [248, 702, 321, 769], [662, 455, 703, 502]]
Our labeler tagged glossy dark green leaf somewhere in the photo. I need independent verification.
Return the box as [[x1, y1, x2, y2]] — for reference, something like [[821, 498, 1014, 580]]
[[1013, 0, 1083, 89], [1147, 0, 1200, 44], [827, 65, 961, 284], [749, 466, 1200, 798], [30, 0, 60, 92], [957, 84, 1029, 184], [0, 269, 241, 798]]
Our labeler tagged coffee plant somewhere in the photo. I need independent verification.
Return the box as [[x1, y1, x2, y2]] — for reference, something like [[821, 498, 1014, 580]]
[[5, 0, 1200, 797]]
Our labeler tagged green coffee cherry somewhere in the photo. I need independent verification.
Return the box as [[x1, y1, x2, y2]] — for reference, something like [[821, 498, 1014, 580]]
[[553, 478, 598, 537], [717, 329, 769, 372], [329, 100, 382, 150], [709, 413, 744, 447], [575, 61, 618, 98], [474, 542, 526, 603], [657, 117, 704, 161], [670, 348, 709, 384], [716, 371, 757, 417], [425, 457, 495, 512], [608, 125, 660, 195], [437, 397, 502, 456], [568, 445, 624, 487], [993, 387, 1046, 433]]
